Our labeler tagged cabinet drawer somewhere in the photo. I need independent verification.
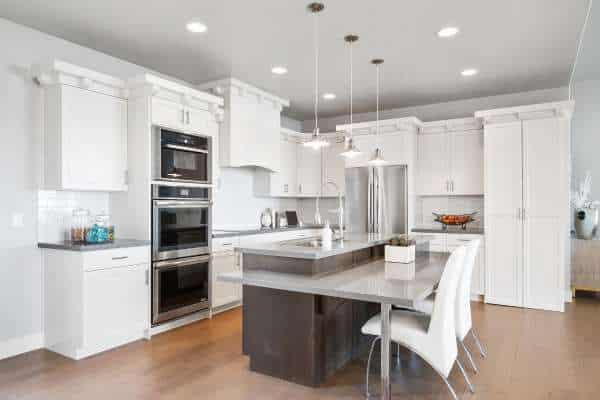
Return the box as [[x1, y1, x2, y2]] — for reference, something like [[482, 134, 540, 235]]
[[83, 246, 150, 271], [447, 234, 482, 248], [213, 237, 240, 253]]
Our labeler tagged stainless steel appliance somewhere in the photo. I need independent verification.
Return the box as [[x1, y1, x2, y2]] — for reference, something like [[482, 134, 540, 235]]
[[152, 185, 211, 261], [152, 255, 210, 325], [345, 165, 407, 234], [151, 184, 212, 325], [153, 127, 211, 184]]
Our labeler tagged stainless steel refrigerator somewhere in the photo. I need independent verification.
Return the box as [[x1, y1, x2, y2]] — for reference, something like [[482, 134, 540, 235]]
[[345, 165, 407, 234]]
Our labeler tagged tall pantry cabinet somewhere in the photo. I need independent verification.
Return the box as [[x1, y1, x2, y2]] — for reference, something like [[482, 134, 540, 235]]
[[476, 102, 573, 312]]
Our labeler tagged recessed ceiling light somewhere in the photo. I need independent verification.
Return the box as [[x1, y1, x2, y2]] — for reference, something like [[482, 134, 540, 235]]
[[271, 66, 288, 75], [461, 68, 478, 77], [322, 93, 336, 100], [186, 21, 207, 33], [437, 26, 460, 38]]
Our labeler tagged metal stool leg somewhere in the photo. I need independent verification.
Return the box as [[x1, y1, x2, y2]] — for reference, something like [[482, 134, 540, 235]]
[[439, 373, 459, 400], [365, 336, 381, 398], [460, 340, 479, 373], [471, 329, 487, 358], [456, 359, 475, 393]]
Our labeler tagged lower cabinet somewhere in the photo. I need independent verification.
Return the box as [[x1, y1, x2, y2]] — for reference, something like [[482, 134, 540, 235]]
[[211, 238, 242, 311], [414, 232, 485, 296], [43, 246, 150, 360]]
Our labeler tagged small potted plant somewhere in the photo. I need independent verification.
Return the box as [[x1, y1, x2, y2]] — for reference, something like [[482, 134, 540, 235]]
[[572, 171, 600, 239], [385, 236, 416, 263]]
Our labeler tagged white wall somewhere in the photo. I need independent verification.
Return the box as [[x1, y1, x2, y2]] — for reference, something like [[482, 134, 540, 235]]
[[571, 79, 600, 200], [213, 168, 297, 230], [302, 87, 569, 132]]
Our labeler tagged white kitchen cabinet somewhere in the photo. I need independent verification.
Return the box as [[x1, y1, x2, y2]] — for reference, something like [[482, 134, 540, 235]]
[[151, 97, 217, 137], [344, 132, 412, 168], [417, 133, 449, 195], [254, 132, 299, 197], [38, 62, 128, 192], [297, 144, 323, 196], [197, 78, 289, 172], [476, 102, 572, 312], [211, 237, 242, 312], [43, 246, 150, 360], [415, 232, 485, 296], [418, 119, 483, 196]]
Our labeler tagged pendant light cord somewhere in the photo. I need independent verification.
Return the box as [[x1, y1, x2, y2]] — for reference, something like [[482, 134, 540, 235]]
[[313, 11, 319, 134], [349, 41, 353, 138], [376, 63, 380, 145]]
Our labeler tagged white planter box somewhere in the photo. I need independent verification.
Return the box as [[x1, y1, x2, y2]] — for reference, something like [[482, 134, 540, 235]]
[[385, 245, 415, 263], [385, 262, 416, 280]]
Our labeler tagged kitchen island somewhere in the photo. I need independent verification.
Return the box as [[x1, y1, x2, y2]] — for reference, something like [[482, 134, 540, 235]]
[[219, 233, 447, 399]]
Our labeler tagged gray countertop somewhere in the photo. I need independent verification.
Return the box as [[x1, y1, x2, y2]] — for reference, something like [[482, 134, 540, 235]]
[[236, 232, 431, 260], [219, 252, 448, 306], [213, 225, 324, 239], [412, 226, 484, 235], [38, 239, 151, 252]]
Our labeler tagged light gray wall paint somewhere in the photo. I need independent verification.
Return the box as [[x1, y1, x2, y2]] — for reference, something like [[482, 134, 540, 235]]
[[302, 87, 569, 132], [213, 168, 297, 230], [571, 80, 600, 201]]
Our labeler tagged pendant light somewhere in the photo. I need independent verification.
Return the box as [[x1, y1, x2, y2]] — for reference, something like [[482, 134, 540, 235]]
[[303, 2, 330, 150], [340, 34, 361, 158], [368, 58, 387, 165]]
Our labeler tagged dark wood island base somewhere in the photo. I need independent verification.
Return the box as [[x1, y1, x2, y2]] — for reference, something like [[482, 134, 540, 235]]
[[241, 246, 386, 387]]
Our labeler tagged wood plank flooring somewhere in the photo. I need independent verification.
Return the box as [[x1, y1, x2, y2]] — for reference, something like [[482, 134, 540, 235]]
[[1, 298, 600, 400]]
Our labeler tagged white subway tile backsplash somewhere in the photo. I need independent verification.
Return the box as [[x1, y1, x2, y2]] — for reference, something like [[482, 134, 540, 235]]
[[38, 190, 110, 242]]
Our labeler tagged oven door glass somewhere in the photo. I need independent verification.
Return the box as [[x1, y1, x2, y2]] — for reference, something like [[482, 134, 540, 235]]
[[161, 146, 208, 182], [154, 202, 210, 260], [153, 256, 210, 324]]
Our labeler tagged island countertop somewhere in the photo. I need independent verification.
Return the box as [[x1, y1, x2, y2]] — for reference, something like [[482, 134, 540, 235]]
[[236, 232, 432, 260]]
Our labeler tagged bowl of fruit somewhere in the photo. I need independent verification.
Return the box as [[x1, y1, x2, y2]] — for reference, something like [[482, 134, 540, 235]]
[[432, 212, 478, 230]]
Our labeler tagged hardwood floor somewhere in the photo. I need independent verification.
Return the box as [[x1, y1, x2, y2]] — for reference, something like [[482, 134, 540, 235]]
[[1, 298, 600, 400]]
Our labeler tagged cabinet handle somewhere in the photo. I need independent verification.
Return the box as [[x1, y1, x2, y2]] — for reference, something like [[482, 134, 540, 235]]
[[284, 184, 288, 193], [181, 109, 185, 124], [186, 110, 190, 125], [112, 256, 128, 260], [451, 180, 454, 192], [445, 181, 449, 192], [145, 269, 149, 286], [517, 208, 521, 220], [522, 208, 526, 220], [299, 184, 302, 194]]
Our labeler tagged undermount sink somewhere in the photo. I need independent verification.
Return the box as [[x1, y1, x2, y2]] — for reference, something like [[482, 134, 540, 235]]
[[282, 237, 350, 248]]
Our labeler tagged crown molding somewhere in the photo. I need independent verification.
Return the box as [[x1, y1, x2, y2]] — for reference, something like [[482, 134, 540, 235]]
[[197, 78, 290, 111], [336, 117, 423, 136], [420, 117, 483, 134], [474, 101, 575, 125]]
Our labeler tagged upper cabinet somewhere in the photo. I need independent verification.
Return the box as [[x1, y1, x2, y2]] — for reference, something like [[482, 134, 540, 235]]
[[34, 60, 128, 192], [254, 130, 345, 198], [417, 118, 484, 196], [197, 78, 289, 172]]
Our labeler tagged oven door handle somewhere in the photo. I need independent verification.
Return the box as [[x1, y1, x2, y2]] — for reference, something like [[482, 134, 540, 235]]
[[153, 200, 211, 207], [164, 144, 209, 154], [154, 255, 211, 269]]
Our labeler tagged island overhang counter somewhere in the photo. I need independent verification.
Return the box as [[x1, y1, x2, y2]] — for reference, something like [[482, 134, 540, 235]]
[[218, 233, 446, 400]]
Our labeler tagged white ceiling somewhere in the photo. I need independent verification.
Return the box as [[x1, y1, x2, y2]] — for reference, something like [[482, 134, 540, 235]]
[[572, 0, 599, 83], [0, 0, 590, 120]]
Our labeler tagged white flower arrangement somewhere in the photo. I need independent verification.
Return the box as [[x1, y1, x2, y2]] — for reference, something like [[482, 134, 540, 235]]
[[572, 171, 600, 209]]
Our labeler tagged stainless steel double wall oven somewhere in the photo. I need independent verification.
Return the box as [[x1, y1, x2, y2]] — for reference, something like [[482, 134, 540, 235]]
[[151, 127, 213, 325]]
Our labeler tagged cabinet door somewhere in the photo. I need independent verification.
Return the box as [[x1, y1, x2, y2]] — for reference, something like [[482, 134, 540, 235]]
[[186, 106, 212, 136], [322, 140, 345, 196], [522, 118, 566, 311], [450, 131, 484, 195], [212, 251, 242, 308], [484, 121, 523, 307], [417, 133, 449, 195], [83, 264, 149, 350], [297, 145, 323, 196], [377, 133, 407, 164], [152, 98, 184, 131], [272, 136, 298, 196], [61, 85, 127, 191]]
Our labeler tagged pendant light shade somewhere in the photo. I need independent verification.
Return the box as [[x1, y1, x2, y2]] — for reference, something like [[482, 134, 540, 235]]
[[368, 58, 387, 166], [303, 3, 330, 149], [340, 34, 361, 158]]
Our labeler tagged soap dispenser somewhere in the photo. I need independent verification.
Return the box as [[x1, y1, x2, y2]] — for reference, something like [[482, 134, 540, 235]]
[[321, 220, 332, 249]]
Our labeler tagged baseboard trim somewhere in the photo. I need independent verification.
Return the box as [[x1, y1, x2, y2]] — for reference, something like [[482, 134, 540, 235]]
[[565, 289, 573, 303], [0, 333, 44, 361]]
